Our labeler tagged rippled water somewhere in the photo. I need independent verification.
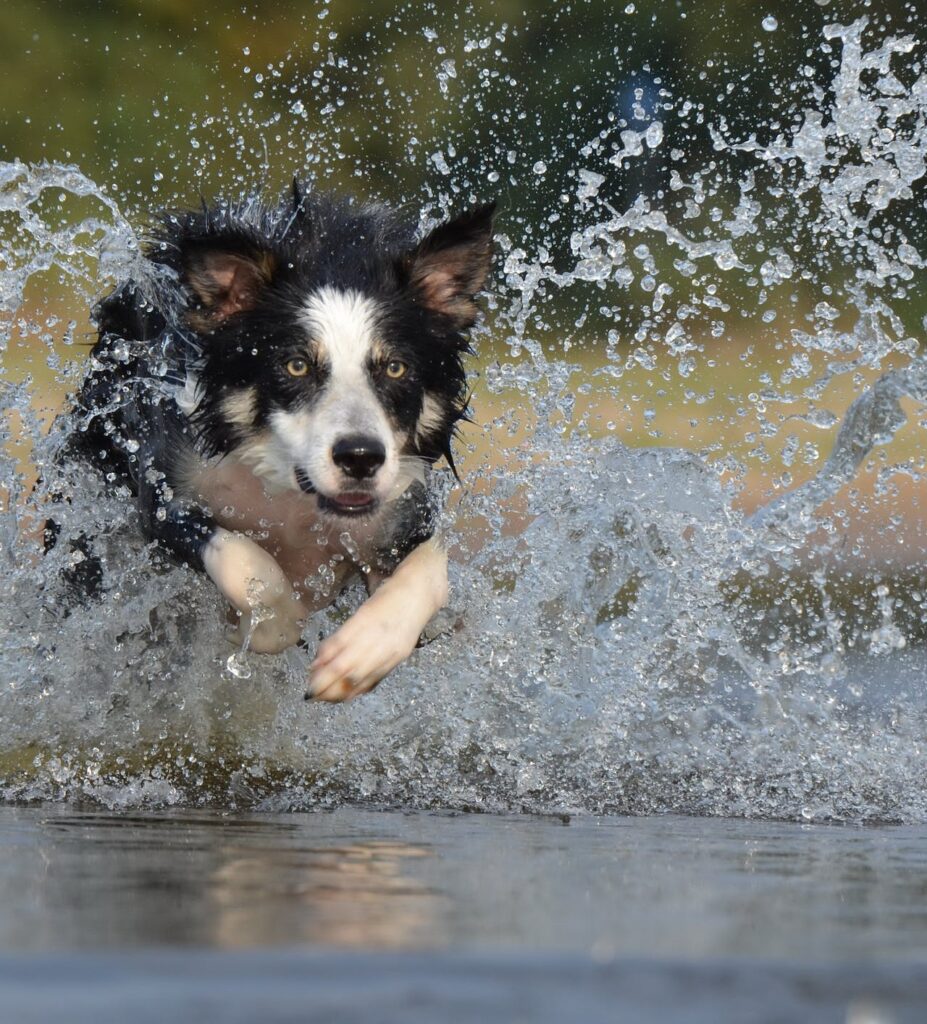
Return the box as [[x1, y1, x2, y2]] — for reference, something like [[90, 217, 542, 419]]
[[1, 13, 927, 822], [2, 806, 927, 1022], [5, 805, 927, 959]]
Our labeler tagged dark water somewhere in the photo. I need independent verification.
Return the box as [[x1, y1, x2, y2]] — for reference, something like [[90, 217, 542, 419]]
[[1, 805, 926, 1022]]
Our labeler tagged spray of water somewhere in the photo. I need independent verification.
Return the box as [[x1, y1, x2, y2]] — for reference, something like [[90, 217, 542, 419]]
[[1, 16, 926, 821]]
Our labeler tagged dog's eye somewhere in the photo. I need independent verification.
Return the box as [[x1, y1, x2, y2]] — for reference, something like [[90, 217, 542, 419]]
[[286, 357, 310, 378], [385, 359, 407, 380]]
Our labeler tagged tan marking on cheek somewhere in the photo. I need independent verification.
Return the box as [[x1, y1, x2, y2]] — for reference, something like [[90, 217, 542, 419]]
[[415, 394, 446, 442], [221, 386, 258, 428]]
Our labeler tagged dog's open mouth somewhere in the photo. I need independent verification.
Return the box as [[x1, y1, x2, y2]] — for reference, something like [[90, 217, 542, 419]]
[[318, 491, 378, 517], [296, 469, 378, 517]]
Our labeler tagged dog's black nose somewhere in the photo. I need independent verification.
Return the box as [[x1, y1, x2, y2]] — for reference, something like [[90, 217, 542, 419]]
[[331, 436, 386, 479]]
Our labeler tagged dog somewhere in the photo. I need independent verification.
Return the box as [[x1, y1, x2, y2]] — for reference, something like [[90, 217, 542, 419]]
[[57, 182, 495, 702]]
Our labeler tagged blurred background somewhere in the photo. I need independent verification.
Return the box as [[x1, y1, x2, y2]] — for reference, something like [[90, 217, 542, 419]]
[[1, 0, 925, 620]]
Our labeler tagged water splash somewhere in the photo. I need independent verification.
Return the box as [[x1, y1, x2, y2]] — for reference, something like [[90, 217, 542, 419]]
[[1, 16, 927, 822]]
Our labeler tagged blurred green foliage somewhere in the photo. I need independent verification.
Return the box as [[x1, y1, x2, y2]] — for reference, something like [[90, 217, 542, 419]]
[[0, 0, 918, 207]]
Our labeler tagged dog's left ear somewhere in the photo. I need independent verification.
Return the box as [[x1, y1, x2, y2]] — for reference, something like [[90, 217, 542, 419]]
[[406, 203, 496, 329]]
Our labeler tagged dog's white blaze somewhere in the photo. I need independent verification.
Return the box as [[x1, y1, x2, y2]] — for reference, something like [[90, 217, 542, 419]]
[[268, 286, 400, 500], [302, 286, 379, 374]]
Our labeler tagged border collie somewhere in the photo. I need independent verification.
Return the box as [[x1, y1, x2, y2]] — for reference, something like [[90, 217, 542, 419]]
[[61, 183, 494, 702]]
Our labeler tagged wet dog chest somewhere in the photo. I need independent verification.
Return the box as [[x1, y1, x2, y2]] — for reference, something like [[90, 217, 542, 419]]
[[187, 459, 363, 588]]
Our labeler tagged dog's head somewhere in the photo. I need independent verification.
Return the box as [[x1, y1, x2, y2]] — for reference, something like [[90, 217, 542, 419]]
[[154, 188, 494, 519]]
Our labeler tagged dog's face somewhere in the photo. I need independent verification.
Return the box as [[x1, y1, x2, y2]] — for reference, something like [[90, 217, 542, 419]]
[[160, 192, 494, 519]]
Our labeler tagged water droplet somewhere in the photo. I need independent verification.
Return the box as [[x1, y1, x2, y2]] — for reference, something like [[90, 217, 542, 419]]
[[226, 653, 252, 679], [644, 122, 664, 148], [576, 169, 605, 200], [762, 15, 778, 31]]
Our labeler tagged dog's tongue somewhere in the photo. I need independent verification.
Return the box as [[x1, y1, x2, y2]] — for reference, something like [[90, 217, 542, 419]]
[[332, 492, 374, 508]]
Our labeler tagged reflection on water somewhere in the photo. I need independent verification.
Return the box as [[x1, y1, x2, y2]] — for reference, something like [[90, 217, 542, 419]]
[[3, 805, 927, 962], [210, 839, 437, 949], [17, 810, 440, 951]]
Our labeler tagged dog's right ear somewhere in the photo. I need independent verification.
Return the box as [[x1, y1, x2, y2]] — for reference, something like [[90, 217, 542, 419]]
[[182, 245, 277, 325]]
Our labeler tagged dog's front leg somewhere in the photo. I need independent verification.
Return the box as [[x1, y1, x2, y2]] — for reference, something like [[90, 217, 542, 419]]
[[307, 537, 449, 702], [202, 528, 307, 654]]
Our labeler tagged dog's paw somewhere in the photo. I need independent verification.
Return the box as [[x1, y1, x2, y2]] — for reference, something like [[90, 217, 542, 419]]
[[306, 599, 421, 702]]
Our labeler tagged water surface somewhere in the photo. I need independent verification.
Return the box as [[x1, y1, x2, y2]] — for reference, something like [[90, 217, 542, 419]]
[[1, 806, 926, 1022], [4, 804, 927, 959]]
